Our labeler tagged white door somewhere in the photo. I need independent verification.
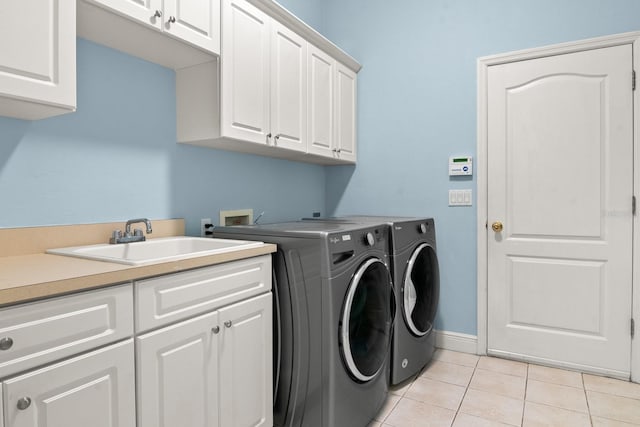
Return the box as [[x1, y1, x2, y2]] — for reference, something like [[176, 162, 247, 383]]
[[219, 293, 272, 427], [334, 62, 357, 162], [307, 45, 335, 157], [221, 0, 271, 145], [0, 0, 75, 113], [164, 0, 220, 54], [487, 44, 634, 376], [270, 20, 307, 152], [3, 340, 135, 427], [137, 311, 219, 427]]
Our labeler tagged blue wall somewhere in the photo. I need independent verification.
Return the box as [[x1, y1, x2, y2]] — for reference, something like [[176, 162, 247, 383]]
[[277, 0, 640, 335], [0, 39, 325, 235]]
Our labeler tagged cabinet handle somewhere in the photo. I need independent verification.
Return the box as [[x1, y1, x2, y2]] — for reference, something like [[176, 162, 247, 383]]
[[212, 326, 220, 334], [0, 337, 13, 350], [153, 10, 162, 18], [224, 320, 233, 328], [16, 397, 31, 410], [168, 16, 176, 23]]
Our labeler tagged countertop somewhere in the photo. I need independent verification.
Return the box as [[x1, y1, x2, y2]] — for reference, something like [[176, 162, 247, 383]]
[[0, 219, 276, 306], [0, 244, 276, 307]]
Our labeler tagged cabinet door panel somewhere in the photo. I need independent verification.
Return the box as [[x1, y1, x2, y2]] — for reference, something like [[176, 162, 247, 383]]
[[0, 0, 75, 114], [221, 0, 270, 144], [219, 293, 272, 427], [137, 311, 219, 427], [86, 0, 162, 29], [335, 62, 357, 162], [307, 45, 334, 157], [271, 21, 307, 152], [164, 0, 220, 54], [3, 340, 135, 427]]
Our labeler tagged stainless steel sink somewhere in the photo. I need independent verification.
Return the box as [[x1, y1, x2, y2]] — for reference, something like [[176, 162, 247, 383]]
[[47, 237, 264, 266]]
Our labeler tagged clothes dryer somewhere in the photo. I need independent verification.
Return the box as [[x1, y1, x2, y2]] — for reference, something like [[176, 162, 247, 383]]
[[304, 216, 440, 385], [213, 221, 394, 427]]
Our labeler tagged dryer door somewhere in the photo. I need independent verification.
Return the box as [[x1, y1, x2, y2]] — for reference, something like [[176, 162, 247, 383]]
[[403, 243, 440, 337], [340, 258, 393, 382]]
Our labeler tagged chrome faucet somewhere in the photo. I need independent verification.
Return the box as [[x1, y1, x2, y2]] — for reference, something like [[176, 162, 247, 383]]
[[110, 218, 153, 244]]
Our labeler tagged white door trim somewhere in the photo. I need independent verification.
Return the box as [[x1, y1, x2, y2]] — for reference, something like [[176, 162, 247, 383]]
[[476, 31, 640, 382]]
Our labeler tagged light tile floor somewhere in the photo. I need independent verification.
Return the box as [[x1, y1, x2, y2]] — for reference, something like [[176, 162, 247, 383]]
[[370, 349, 640, 427]]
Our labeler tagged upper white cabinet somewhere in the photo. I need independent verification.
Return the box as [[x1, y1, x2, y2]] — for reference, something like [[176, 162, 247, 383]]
[[0, 0, 76, 120], [307, 45, 335, 158], [78, 0, 220, 69], [220, 0, 271, 145], [335, 62, 357, 162], [270, 20, 308, 152], [177, 0, 360, 165]]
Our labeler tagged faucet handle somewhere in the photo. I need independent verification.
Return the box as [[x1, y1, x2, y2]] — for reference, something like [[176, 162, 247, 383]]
[[109, 230, 122, 244], [133, 229, 144, 238]]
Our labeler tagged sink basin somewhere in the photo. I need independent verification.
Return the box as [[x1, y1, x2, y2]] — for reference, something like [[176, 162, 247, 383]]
[[47, 237, 264, 266]]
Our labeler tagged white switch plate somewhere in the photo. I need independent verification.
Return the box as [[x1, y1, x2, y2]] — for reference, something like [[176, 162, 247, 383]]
[[449, 190, 472, 206]]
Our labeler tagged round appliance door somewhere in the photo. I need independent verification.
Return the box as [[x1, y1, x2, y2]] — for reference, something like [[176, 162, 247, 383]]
[[341, 258, 393, 383], [403, 243, 440, 337]]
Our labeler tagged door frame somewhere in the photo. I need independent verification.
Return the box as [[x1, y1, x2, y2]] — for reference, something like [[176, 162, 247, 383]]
[[476, 31, 640, 382]]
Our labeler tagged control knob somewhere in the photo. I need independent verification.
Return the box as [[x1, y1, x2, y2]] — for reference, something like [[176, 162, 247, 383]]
[[418, 223, 427, 234], [364, 232, 375, 246]]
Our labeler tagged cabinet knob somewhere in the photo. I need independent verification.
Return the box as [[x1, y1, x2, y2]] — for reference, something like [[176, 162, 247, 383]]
[[224, 320, 233, 328], [211, 326, 220, 334], [274, 134, 281, 141], [168, 16, 176, 23], [153, 10, 162, 18], [0, 337, 13, 350], [16, 397, 31, 410]]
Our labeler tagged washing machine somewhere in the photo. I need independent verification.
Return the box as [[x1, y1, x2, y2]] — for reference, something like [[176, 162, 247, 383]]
[[304, 216, 440, 385], [213, 221, 394, 427]]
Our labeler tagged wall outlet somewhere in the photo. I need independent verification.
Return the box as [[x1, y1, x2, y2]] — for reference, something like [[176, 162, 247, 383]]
[[201, 218, 212, 237]]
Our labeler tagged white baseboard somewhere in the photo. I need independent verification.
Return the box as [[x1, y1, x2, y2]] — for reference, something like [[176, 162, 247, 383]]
[[435, 330, 478, 354]]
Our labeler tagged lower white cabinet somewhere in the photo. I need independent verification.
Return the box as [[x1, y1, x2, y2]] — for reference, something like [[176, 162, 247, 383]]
[[219, 293, 272, 427], [2, 339, 136, 427], [137, 293, 272, 427], [0, 256, 272, 427], [137, 310, 220, 427]]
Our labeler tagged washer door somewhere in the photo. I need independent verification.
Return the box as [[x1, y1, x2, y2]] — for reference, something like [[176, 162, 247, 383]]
[[403, 243, 440, 337], [341, 258, 393, 382]]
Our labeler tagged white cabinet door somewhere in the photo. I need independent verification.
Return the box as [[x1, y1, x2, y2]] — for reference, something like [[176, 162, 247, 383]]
[[334, 62, 357, 163], [270, 21, 307, 152], [86, 0, 163, 29], [164, 0, 220, 54], [2, 340, 135, 427], [221, 0, 271, 145], [219, 293, 272, 427], [0, 0, 75, 119], [307, 45, 335, 157], [137, 311, 220, 427]]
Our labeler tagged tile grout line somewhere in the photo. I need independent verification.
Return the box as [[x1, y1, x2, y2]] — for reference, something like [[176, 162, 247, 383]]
[[582, 372, 594, 427], [449, 354, 481, 426], [520, 362, 529, 427]]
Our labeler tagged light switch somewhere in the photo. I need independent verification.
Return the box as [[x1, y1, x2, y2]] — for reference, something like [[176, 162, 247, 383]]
[[449, 189, 473, 206]]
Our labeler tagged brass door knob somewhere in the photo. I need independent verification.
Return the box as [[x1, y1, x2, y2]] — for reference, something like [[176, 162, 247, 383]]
[[491, 221, 503, 232]]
